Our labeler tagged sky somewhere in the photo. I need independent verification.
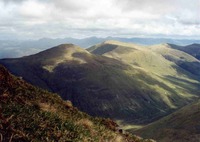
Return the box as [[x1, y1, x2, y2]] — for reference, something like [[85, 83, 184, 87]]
[[0, 0, 200, 40]]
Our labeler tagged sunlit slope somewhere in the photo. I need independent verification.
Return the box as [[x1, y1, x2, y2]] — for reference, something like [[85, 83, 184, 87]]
[[89, 41, 182, 76], [134, 98, 200, 142], [89, 41, 200, 77]]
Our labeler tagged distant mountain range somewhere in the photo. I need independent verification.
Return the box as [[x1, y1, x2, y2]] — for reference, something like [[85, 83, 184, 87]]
[[0, 37, 200, 58]]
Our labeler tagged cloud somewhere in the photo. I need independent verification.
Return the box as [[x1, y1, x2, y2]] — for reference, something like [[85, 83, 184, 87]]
[[0, 0, 199, 39], [1, 0, 26, 4]]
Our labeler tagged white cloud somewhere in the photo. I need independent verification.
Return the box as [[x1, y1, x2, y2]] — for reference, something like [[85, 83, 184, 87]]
[[0, 0, 199, 39], [19, 0, 48, 19]]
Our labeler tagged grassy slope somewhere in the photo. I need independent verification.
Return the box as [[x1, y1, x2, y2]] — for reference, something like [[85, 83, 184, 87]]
[[133, 99, 200, 142], [0, 64, 155, 142], [88, 41, 175, 75], [88, 41, 200, 79]]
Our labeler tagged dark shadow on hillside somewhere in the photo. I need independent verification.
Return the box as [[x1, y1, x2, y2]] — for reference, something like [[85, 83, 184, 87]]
[[168, 63, 200, 83], [169, 43, 200, 60], [72, 52, 130, 70], [91, 44, 118, 55], [178, 61, 200, 77]]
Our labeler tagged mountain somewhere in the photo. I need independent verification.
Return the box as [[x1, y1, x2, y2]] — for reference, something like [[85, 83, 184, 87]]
[[0, 37, 200, 59], [0, 64, 152, 142], [1, 43, 200, 128], [88, 40, 200, 95], [88, 41, 176, 75], [88, 41, 200, 76], [133, 98, 200, 142]]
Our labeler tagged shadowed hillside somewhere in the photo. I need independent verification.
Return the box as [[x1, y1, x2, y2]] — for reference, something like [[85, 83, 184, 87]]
[[0, 64, 154, 142], [133, 98, 200, 142], [169, 43, 200, 60]]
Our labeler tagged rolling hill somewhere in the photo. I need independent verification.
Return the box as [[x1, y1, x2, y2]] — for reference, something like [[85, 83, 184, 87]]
[[1, 42, 200, 128], [133, 98, 200, 142], [0, 64, 151, 142]]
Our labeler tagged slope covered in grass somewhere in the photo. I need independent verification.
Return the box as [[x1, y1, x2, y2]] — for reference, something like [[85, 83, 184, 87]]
[[88, 40, 175, 75], [89, 41, 200, 78], [0, 64, 154, 142]]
